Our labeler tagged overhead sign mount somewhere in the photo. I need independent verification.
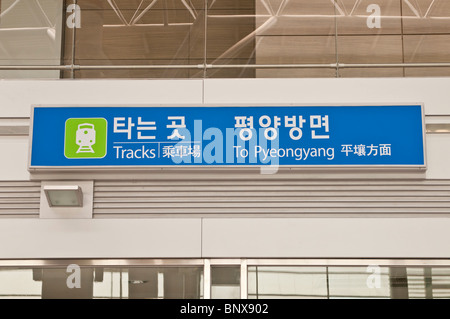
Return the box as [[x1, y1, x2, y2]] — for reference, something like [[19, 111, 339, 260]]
[[28, 104, 426, 170]]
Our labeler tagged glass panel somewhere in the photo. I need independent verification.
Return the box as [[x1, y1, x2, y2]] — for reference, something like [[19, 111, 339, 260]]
[[71, 0, 205, 78], [211, 266, 240, 299], [402, 0, 450, 77], [254, 0, 337, 78], [403, 35, 450, 76], [248, 266, 328, 299], [0, 266, 203, 299], [0, 269, 41, 299], [336, 0, 402, 35], [1, 263, 450, 299], [424, 267, 450, 299], [402, 0, 450, 34], [41, 267, 95, 299], [407, 267, 427, 299], [2, 1, 450, 78], [335, 0, 403, 77], [0, 0, 64, 79], [248, 265, 450, 299], [337, 35, 404, 77], [328, 266, 390, 299], [93, 268, 127, 299], [127, 267, 203, 299], [205, 0, 255, 78], [206, 0, 337, 78], [255, 36, 337, 78]]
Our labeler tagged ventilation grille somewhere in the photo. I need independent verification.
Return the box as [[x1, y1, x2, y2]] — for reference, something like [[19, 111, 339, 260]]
[[93, 180, 450, 218], [0, 181, 41, 217], [2, 180, 449, 218]]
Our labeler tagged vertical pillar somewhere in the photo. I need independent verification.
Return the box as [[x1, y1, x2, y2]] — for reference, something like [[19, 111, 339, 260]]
[[240, 259, 248, 299], [204, 259, 211, 299]]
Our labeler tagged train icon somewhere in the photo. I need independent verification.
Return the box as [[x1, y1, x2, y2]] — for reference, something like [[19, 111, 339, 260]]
[[76, 123, 96, 153]]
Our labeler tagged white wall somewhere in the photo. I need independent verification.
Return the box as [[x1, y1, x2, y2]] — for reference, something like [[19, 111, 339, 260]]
[[2, 78, 450, 117], [0, 219, 202, 259], [1, 78, 450, 259], [0, 79, 204, 118], [203, 78, 450, 115], [0, 217, 449, 258]]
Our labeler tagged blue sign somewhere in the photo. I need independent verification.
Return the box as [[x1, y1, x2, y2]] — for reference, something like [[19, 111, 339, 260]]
[[29, 105, 426, 169]]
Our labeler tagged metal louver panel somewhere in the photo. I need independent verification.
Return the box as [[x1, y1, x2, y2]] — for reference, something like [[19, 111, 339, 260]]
[[0, 181, 41, 217], [93, 180, 450, 217]]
